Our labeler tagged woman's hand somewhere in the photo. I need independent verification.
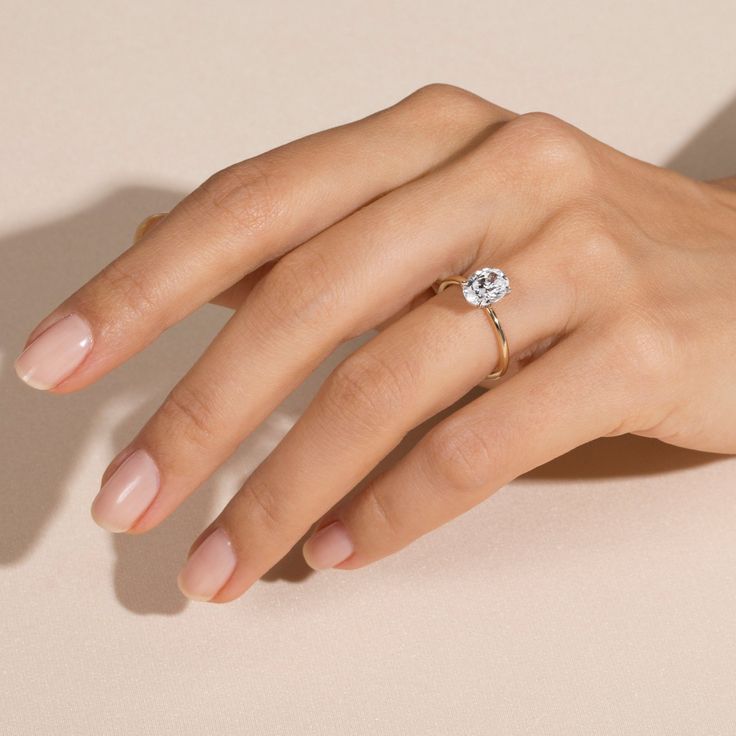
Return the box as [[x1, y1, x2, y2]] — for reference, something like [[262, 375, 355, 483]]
[[15, 84, 736, 603]]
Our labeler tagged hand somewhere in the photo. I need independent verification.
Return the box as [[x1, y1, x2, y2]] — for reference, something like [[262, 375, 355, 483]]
[[15, 84, 736, 603]]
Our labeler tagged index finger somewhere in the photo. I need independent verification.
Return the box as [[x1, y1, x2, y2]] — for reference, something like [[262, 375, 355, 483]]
[[15, 85, 512, 392]]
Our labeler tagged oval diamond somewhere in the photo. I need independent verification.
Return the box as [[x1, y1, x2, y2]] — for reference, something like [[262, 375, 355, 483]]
[[462, 267, 510, 307]]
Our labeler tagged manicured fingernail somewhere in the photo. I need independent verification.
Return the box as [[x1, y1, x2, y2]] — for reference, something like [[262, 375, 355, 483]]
[[302, 521, 354, 570], [91, 449, 160, 533], [177, 528, 237, 602], [15, 314, 93, 390]]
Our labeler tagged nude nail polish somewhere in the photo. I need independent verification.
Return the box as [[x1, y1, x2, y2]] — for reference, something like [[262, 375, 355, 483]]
[[91, 450, 160, 533], [15, 313, 93, 390], [302, 521, 354, 570], [177, 528, 237, 602]]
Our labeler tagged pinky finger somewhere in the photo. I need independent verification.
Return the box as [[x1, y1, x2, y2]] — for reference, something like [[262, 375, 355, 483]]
[[302, 330, 625, 570]]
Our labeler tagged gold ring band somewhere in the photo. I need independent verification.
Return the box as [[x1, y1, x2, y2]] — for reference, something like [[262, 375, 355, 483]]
[[434, 274, 510, 381]]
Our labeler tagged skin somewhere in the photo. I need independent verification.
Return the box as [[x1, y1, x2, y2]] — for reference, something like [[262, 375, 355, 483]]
[[17, 84, 736, 603]]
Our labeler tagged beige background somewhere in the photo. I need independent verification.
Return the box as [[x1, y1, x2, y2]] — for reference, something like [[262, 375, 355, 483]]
[[2, 1, 736, 734]]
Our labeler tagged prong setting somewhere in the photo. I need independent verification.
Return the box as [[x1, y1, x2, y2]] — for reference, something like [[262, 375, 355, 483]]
[[461, 267, 510, 307]]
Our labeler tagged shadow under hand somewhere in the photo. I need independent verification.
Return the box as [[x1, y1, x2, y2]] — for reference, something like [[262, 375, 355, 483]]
[[0, 185, 182, 566], [527, 433, 727, 481], [0, 184, 228, 616], [667, 94, 736, 181]]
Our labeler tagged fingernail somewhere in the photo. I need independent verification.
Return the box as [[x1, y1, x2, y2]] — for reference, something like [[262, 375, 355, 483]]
[[177, 528, 237, 602], [302, 521, 354, 570], [91, 449, 160, 533], [15, 314, 93, 390], [134, 212, 167, 242]]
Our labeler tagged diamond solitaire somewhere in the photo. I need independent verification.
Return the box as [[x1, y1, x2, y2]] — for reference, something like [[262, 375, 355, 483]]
[[433, 266, 511, 380], [461, 267, 510, 307]]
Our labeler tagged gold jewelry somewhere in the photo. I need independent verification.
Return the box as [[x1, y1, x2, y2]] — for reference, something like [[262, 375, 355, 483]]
[[434, 267, 511, 381]]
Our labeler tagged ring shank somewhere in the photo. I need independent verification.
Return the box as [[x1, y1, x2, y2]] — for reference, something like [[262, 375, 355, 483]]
[[434, 276, 510, 381]]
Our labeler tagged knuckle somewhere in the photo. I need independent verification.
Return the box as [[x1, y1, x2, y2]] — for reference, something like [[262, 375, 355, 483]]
[[197, 157, 282, 234], [497, 111, 594, 179], [410, 82, 476, 105], [422, 418, 496, 494], [502, 110, 572, 145], [620, 317, 676, 384], [404, 83, 494, 120], [567, 209, 627, 275], [93, 259, 160, 325], [158, 382, 219, 450], [579, 226, 625, 275], [321, 350, 412, 433], [259, 247, 342, 329], [241, 476, 286, 532], [603, 314, 677, 391], [544, 199, 628, 294], [362, 485, 401, 538]]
